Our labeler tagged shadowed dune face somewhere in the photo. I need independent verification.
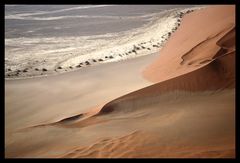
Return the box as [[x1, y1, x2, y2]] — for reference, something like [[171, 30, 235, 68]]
[[216, 27, 235, 50], [99, 45, 235, 115], [98, 56, 235, 116], [90, 7, 235, 157], [59, 8, 235, 157], [180, 25, 234, 66]]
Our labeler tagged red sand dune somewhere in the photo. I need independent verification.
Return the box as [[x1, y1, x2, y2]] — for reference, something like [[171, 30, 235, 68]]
[[89, 5, 235, 158], [143, 5, 235, 83], [5, 5, 235, 158], [54, 5, 235, 158], [99, 5, 235, 115]]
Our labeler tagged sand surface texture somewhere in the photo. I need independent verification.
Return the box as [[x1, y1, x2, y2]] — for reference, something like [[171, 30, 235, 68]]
[[5, 5, 235, 158]]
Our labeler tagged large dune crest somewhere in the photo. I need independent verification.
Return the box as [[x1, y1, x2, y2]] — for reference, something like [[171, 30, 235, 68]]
[[97, 19, 235, 117], [54, 6, 235, 158], [142, 5, 235, 83], [78, 5, 235, 158]]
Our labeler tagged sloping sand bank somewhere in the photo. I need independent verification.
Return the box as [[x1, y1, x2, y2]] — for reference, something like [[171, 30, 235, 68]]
[[88, 5, 235, 158], [5, 5, 235, 158], [143, 5, 235, 83]]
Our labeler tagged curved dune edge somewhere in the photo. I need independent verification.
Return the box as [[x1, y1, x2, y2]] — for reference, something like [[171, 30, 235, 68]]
[[22, 29, 235, 129], [97, 34, 235, 116], [62, 6, 235, 158], [15, 19, 236, 132], [17, 104, 104, 132], [142, 5, 235, 83], [97, 5, 235, 116], [52, 5, 235, 123]]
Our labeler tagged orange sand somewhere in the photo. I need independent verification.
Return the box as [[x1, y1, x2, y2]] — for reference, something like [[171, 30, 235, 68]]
[[143, 5, 235, 83], [5, 5, 235, 158]]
